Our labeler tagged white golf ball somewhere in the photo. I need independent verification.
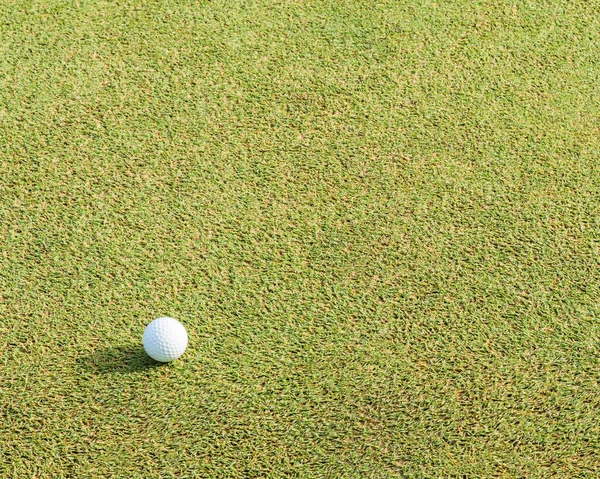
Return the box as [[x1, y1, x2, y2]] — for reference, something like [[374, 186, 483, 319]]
[[143, 317, 188, 362]]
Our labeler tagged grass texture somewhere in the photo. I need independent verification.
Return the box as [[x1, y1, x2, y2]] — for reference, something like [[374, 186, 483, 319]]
[[1, 0, 599, 477]]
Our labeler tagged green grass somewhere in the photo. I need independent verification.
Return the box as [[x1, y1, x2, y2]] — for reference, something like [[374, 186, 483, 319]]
[[1, 0, 599, 476]]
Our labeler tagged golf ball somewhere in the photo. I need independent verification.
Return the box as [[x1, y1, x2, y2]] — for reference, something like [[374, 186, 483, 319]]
[[143, 317, 188, 362]]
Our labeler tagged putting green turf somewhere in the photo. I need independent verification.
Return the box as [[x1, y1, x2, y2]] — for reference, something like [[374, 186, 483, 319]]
[[1, 0, 599, 476]]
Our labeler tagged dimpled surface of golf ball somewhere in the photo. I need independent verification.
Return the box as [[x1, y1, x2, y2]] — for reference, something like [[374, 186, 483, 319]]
[[143, 317, 188, 362]]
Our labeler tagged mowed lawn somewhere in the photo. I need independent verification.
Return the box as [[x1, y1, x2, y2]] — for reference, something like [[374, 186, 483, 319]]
[[1, 0, 599, 477]]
